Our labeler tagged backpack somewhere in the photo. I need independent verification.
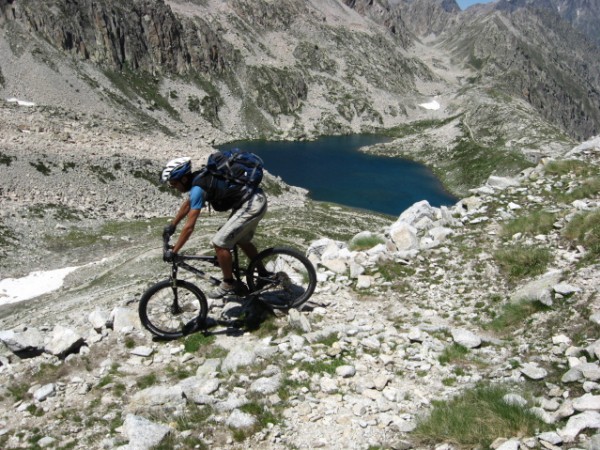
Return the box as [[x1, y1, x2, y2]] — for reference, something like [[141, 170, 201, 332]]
[[193, 149, 264, 211]]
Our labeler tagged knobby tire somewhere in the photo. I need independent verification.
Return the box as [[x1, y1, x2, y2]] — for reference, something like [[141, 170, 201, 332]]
[[139, 279, 208, 339], [246, 247, 317, 310]]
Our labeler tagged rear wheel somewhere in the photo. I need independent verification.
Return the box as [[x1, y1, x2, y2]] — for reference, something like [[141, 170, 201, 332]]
[[246, 247, 317, 309], [139, 279, 207, 339]]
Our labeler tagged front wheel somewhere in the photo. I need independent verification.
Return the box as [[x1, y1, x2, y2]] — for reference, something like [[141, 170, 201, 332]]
[[139, 279, 208, 339], [246, 247, 317, 310]]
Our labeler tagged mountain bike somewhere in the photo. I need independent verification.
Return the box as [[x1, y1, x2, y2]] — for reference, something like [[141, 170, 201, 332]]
[[138, 235, 317, 339]]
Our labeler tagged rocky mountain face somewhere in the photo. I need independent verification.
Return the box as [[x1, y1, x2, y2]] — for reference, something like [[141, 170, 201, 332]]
[[0, 0, 598, 147], [493, 0, 600, 47], [397, 0, 600, 141]]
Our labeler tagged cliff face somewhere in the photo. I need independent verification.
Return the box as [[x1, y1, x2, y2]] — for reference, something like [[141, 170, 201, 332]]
[[0, 0, 234, 75]]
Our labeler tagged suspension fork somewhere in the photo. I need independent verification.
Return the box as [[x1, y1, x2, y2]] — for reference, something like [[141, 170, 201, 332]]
[[169, 263, 182, 312]]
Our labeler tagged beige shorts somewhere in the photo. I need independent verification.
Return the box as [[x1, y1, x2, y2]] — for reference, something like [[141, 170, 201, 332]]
[[212, 191, 267, 249]]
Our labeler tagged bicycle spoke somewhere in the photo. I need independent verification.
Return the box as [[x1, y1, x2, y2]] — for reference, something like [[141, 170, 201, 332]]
[[247, 248, 316, 309], [139, 280, 207, 339]]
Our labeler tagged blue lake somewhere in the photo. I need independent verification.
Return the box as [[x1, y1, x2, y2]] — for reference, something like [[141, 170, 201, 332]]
[[218, 135, 457, 217]]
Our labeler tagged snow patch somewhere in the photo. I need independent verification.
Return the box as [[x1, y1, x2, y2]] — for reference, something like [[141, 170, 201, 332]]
[[6, 97, 36, 107], [419, 99, 441, 110], [0, 267, 80, 306]]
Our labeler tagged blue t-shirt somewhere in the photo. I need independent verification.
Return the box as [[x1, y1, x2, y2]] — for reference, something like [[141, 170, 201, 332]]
[[189, 185, 205, 210]]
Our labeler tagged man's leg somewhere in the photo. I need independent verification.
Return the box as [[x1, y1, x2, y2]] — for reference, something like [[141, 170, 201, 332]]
[[238, 241, 259, 260], [215, 245, 233, 280]]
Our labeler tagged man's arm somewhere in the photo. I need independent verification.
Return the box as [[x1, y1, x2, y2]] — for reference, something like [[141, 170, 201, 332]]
[[172, 208, 201, 253], [171, 198, 191, 227]]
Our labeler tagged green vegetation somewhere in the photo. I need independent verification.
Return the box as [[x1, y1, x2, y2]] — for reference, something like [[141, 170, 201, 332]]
[[45, 217, 167, 252], [501, 210, 557, 238], [412, 384, 548, 448], [136, 373, 159, 389], [188, 95, 200, 112], [444, 139, 532, 193], [103, 68, 179, 120], [0, 152, 15, 166], [543, 159, 600, 203], [183, 333, 216, 353], [561, 177, 600, 203], [349, 234, 385, 251], [438, 344, 470, 366], [90, 165, 116, 183], [30, 160, 52, 175], [298, 357, 347, 376], [545, 159, 594, 177], [166, 404, 212, 449], [493, 245, 552, 283], [563, 210, 600, 262], [29, 203, 83, 221], [384, 115, 459, 138], [0, 222, 17, 251], [486, 300, 550, 332], [62, 161, 76, 172]]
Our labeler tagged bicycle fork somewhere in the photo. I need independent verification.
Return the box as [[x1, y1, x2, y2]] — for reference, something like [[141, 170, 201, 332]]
[[169, 264, 183, 315]]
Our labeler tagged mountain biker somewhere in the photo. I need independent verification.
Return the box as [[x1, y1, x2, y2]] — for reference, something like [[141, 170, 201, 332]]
[[161, 156, 268, 298]]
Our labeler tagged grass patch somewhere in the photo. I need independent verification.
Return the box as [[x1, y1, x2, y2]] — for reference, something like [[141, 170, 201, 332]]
[[544, 159, 595, 177], [494, 245, 552, 283], [30, 160, 52, 175], [444, 139, 531, 193], [298, 357, 347, 375], [103, 68, 179, 120], [438, 344, 470, 366], [349, 234, 385, 251], [561, 176, 600, 202], [501, 210, 557, 238], [412, 384, 548, 448], [184, 333, 216, 353], [136, 373, 159, 389], [563, 210, 600, 262], [485, 300, 550, 333], [0, 152, 16, 165]]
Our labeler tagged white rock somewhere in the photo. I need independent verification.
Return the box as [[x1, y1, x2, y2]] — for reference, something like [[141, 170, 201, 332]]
[[336, 365, 356, 378], [520, 362, 548, 380], [496, 438, 520, 450], [389, 222, 418, 251], [226, 409, 257, 429], [0, 328, 44, 353], [537, 431, 562, 445], [44, 325, 83, 357], [573, 394, 600, 412], [553, 283, 581, 296], [130, 346, 153, 357], [123, 414, 172, 449], [559, 411, 600, 442], [33, 383, 56, 402], [356, 275, 372, 289], [88, 309, 109, 330], [487, 175, 520, 190], [450, 328, 481, 349]]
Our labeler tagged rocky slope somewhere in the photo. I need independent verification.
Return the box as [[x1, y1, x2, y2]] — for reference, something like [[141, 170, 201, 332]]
[[0, 101, 599, 449]]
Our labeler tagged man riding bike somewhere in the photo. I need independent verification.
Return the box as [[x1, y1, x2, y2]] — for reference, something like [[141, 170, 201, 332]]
[[161, 156, 268, 298]]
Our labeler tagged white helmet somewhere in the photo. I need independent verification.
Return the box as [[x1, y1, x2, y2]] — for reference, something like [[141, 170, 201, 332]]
[[161, 157, 192, 183]]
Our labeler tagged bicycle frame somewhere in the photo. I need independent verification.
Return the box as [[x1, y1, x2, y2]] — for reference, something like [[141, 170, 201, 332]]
[[164, 236, 245, 288]]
